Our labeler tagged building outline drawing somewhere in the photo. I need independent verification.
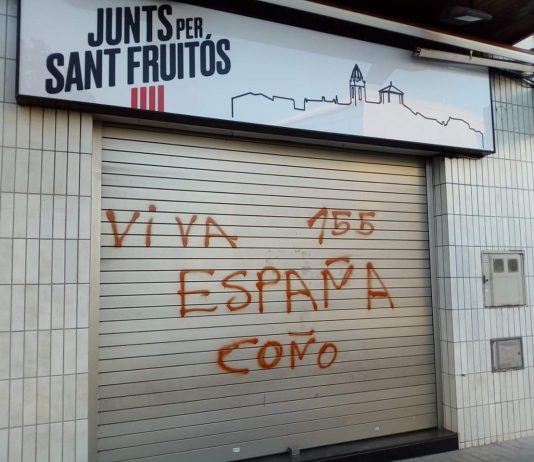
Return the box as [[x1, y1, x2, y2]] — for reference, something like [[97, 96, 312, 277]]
[[231, 63, 485, 148]]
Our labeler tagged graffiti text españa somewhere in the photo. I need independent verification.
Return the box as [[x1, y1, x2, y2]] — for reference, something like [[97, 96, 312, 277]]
[[106, 205, 396, 374]]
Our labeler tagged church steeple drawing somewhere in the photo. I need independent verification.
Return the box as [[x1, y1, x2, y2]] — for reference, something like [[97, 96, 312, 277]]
[[349, 64, 366, 104]]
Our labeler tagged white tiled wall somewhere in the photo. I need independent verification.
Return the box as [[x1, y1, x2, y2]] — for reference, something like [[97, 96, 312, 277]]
[[0, 0, 93, 460], [434, 72, 534, 448]]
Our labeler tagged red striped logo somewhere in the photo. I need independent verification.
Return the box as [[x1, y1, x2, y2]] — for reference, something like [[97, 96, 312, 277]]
[[131, 85, 165, 112]]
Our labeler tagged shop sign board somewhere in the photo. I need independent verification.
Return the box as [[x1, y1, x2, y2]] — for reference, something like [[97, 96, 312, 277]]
[[18, 0, 495, 152]]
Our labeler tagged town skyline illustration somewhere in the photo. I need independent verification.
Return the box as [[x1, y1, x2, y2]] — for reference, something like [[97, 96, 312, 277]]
[[231, 63, 485, 149]]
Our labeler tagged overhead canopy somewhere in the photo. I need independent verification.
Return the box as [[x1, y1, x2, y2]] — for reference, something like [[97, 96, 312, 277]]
[[318, 0, 534, 46]]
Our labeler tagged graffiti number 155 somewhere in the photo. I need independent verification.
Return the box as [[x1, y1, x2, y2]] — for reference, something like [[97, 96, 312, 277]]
[[307, 207, 375, 244]]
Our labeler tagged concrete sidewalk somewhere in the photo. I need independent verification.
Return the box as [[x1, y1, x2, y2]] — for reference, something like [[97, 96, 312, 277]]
[[403, 436, 534, 461]]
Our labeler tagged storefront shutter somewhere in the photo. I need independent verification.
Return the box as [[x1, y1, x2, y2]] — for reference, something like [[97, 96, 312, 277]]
[[97, 125, 437, 462]]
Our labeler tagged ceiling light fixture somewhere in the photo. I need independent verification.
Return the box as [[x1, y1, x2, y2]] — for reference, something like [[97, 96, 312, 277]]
[[440, 6, 492, 25]]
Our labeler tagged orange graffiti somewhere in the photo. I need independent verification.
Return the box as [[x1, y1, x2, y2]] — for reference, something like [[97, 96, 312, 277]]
[[217, 338, 259, 375], [106, 207, 241, 249], [317, 342, 338, 369], [307, 207, 377, 244], [288, 330, 316, 336], [205, 216, 238, 248], [174, 258, 395, 316], [257, 341, 283, 369], [145, 204, 157, 247], [175, 214, 198, 247], [256, 266, 281, 314], [222, 270, 252, 312], [307, 207, 328, 244], [289, 330, 316, 369], [357, 211, 376, 236], [216, 333, 338, 375], [178, 269, 217, 317], [366, 262, 395, 310], [106, 209, 140, 247], [286, 269, 318, 313], [321, 257, 354, 309], [332, 210, 351, 236]]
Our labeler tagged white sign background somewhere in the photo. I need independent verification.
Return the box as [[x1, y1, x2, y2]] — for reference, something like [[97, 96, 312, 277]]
[[18, 0, 494, 152]]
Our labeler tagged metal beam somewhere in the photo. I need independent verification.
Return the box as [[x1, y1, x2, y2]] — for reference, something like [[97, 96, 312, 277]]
[[416, 48, 534, 73]]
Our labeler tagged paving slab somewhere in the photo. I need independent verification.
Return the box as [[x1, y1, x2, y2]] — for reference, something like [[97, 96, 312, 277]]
[[403, 436, 534, 462]]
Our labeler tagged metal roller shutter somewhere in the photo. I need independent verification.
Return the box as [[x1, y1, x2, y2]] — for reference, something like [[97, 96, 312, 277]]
[[97, 125, 437, 462]]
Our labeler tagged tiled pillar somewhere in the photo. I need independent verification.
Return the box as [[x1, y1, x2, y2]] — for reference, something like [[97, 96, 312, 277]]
[[434, 73, 534, 448], [0, 0, 93, 460]]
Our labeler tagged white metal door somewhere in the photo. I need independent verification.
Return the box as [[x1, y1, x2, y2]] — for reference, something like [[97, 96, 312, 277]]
[[97, 126, 437, 462]]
